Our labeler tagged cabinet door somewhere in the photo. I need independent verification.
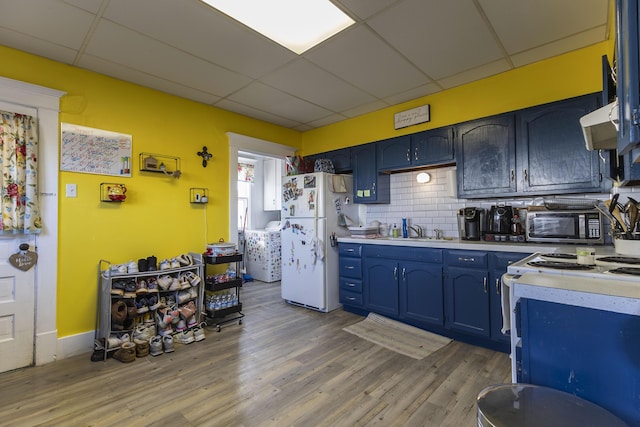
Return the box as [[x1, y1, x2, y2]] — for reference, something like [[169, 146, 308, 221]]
[[616, 0, 640, 157], [377, 135, 411, 171], [445, 267, 490, 336], [363, 258, 398, 317], [518, 94, 603, 194], [263, 158, 282, 211], [401, 261, 443, 326], [353, 143, 390, 204], [412, 127, 454, 167], [456, 114, 517, 198]]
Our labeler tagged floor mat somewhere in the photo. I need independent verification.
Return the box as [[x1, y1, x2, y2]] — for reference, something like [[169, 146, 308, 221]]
[[342, 312, 452, 360]]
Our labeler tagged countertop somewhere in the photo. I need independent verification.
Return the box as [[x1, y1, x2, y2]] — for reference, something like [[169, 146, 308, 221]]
[[338, 236, 617, 255]]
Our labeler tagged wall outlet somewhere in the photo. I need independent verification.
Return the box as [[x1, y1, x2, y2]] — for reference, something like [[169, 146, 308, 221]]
[[65, 184, 77, 198]]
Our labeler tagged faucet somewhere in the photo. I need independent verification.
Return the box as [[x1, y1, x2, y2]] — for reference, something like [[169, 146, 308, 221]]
[[408, 224, 423, 238], [433, 228, 444, 239]]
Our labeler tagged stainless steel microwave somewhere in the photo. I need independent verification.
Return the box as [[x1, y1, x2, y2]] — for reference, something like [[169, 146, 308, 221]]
[[525, 208, 604, 244]]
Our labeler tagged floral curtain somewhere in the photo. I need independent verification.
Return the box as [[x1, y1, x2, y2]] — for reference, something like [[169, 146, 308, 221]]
[[238, 162, 255, 182], [0, 111, 41, 234]]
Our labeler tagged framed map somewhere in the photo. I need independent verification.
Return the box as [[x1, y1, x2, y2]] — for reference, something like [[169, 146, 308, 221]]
[[60, 123, 132, 177]]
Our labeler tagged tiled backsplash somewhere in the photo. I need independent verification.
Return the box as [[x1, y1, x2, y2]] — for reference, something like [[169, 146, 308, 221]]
[[361, 166, 640, 240]]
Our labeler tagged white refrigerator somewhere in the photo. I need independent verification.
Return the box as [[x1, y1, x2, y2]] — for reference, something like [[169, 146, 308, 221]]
[[281, 172, 357, 312]]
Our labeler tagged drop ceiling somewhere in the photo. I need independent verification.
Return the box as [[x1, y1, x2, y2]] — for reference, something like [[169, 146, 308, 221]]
[[0, 0, 611, 131]]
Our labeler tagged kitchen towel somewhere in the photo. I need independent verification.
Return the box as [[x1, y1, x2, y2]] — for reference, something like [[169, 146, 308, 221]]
[[501, 274, 515, 334], [343, 313, 452, 360]]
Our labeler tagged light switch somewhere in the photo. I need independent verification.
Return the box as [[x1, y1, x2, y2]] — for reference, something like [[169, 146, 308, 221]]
[[66, 184, 77, 198]]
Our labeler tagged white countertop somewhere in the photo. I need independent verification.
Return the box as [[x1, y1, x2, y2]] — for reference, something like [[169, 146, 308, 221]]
[[338, 236, 617, 255]]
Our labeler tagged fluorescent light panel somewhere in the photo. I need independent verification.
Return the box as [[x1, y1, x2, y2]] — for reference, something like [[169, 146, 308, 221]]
[[202, 0, 355, 54]]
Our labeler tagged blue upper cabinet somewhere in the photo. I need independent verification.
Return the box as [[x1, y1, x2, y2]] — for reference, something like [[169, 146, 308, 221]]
[[616, 0, 640, 158], [377, 127, 454, 171], [517, 94, 604, 194], [306, 147, 352, 173], [352, 143, 390, 203], [456, 113, 517, 198]]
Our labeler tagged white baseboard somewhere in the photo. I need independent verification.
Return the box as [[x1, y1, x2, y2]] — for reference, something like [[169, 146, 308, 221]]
[[55, 330, 94, 361]]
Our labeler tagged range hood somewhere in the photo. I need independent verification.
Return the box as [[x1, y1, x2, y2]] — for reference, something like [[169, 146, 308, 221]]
[[580, 100, 618, 150]]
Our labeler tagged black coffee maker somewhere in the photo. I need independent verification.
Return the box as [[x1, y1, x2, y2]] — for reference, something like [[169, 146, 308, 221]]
[[457, 207, 486, 240], [488, 205, 514, 235]]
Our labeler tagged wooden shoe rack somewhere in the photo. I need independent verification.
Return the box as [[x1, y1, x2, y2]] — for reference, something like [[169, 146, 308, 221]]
[[94, 252, 204, 361], [203, 253, 244, 332]]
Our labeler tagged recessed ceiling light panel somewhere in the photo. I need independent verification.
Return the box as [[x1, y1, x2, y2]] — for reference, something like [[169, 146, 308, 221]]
[[202, 0, 355, 54]]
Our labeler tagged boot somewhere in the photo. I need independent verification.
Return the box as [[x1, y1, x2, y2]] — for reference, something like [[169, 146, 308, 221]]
[[146, 255, 157, 271], [113, 341, 136, 363], [125, 298, 137, 320], [134, 338, 150, 357], [137, 258, 148, 272], [111, 300, 127, 330]]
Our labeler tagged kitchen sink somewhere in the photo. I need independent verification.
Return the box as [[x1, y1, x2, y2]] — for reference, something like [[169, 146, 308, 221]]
[[384, 237, 453, 242]]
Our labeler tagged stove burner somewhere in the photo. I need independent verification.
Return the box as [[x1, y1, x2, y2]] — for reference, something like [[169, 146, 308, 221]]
[[527, 261, 594, 270], [541, 253, 577, 260], [607, 267, 640, 276], [597, 256, 640, 265]]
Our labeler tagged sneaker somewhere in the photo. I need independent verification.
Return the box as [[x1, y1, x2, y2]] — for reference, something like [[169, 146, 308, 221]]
[[177, 290, 191, 304], [170, 258, 181, 269], [187, 314, 198, 328], [149, 335, 163, 356], [112, 264, 127, 275], [113, 341, 136, 363], [127, 260, 139, 273], [158, 323, 174, 336], [193, 324, 206, 342], [123, 280, 137, 298], [157, 275, 173, 291], [175, 319, 187, 332], [134, 338, 150, 357], [135, 279, 148, 294], [135, 297, 149, 314], [111, 281, 126, 296], [169, 277, 181, 291], [133, 325, 153, 342], [163, 335, 175, 352], [159, 259, 170, 270], [107, 334, 124, 349], [178, 302, 196, 320], [178, 274, 191, 290], [146, 277, 159, 293], [186, 271, 201, 286], [175, 329, 195, 345], [177, 254, 193, 266], [167, 306, 180, 324], [147, 295, 160, 311]]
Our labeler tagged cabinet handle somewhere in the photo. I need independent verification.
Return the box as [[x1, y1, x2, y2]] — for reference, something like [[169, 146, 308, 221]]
[[372, 182, 376, 195], [393, 266, 398, 281], [414, 147, 419, 161], [523, 168, 528, 181], [346, 296, 356, 301], [346, 282, 356, 287], [346, 248, 355, 252], [345, 265, 355, 269], [483, 277, 488, 293], [406, 148, 410, 162], [402, 267, 406, 281], [511, 169, 515, 182], [457, 257, 475, 262], [495, 278, 500, 295]]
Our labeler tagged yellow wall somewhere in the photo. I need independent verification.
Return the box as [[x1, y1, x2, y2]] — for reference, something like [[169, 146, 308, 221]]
[[0, 46, 301, 336], [301, 42, 611, 155], [0, 34, 615, 338]]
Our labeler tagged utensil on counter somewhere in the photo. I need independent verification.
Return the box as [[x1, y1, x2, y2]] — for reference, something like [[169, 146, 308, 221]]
[[628, 202, 638, 233], [603, 199, 627, 233]]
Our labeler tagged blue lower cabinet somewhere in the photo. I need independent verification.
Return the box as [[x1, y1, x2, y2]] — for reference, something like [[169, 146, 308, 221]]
[[364, 258, 399, 317], [445, 266, 490, 337], [520, 299, 640, 426], [401, 261, 444, 325]]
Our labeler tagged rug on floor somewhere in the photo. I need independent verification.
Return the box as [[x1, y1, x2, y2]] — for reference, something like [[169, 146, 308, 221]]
[[342, 312, 452, 360]]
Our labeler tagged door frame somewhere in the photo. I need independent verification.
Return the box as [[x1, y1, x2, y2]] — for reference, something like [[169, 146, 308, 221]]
[[0, 76, 65, 366]]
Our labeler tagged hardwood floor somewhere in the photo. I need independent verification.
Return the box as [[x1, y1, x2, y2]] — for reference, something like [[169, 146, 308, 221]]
[[0, 281, 511, 427]]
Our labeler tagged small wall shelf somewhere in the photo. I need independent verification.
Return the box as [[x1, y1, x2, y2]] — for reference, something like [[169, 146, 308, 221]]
[[190, 188, 209, 204], [139, 152, 181, 177], [100, 183, 127, 202]]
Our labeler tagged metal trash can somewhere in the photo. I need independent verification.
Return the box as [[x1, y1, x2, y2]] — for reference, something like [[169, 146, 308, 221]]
[[477, 384, 628, 427]]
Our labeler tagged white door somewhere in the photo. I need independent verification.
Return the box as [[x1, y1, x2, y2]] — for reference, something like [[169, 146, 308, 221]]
[[0, 100, 38, 372], [281, 218, 326, 310], [0, 244, 35, 372]]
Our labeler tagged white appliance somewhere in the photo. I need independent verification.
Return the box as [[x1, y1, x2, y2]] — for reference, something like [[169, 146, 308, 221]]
[[580, 99, 618, 150], [281, 172, 357, 312], [245, 222, 281, 283]]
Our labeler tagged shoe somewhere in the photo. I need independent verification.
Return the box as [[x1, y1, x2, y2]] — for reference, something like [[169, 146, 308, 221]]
[[112, 264, 127, 275], [124, 298, 137, 319], [177, 290, 190, 304], [157, 275, 172, 291], [188, 287, 198, 300], [113, 341, 136, 363], [134, 338, 150, 357], [186, 271, 201, 286], [170, 258, 181, 269], [147, 256, 157, 271], [123, 280, 137, 298], [136, 297, 149, 314], [175, 329, 195, 345], [127, 260, 139, 273], [136, 279, 148, 294], [178, 274, 191, 290], [163, 335, 175, 353], [175, 319, 187, 332], [146, 277, 159, 293], [147, 295, 160, 311], [149, 335, 163, 356], [133, 325, 154, 342], [166, 295, 177, 307], [155, 308, 170, 328], [187, 314, 198, 328], [107, 334, 124, 349], [177, 254, 193, 266], [168, 277, 182, 291], [142, 312, 154, 326], [158, 323, 174, 336], [111, 300, 127, 330], [167, 306, 180, 324], [111, 281, 126, 296], [193, 324, 206, 342], [178, 301, 196, 320], [138, 258, 148, 272], [159, 259, 170, 270]]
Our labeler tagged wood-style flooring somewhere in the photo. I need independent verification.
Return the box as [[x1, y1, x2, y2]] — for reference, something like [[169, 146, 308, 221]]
[[0, 281, 511, 427]]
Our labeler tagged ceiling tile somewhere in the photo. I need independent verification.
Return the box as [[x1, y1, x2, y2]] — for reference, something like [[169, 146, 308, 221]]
[[382, 82, 442, 106], [437, 59, 511, 90], [0, 27, 78, 64], [340, 99, 389, 118], [336, 0, 400, 20], [61, 0, 104, 14], [479, 0, 609, 54], [367, 0, 504, 80], [102, 0, 297, 79], [305, 25, 430, 98], [214, 98, 303, 128], [85, 20, 252, 97], [261, 59, 376, 112]]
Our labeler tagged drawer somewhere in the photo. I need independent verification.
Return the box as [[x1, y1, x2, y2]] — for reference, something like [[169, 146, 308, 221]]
[[446, 250, 488, 268], [339, 243, 362, 257], [491, 252, 531, 270], [339, 258, 362, 279], [340, 277, 362, 293], [364, 245, 442, 263], [340, 289, 363, 306]]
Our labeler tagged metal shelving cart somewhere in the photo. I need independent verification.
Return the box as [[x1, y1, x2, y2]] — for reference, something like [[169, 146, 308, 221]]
[[203, 253, 244, 332]]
